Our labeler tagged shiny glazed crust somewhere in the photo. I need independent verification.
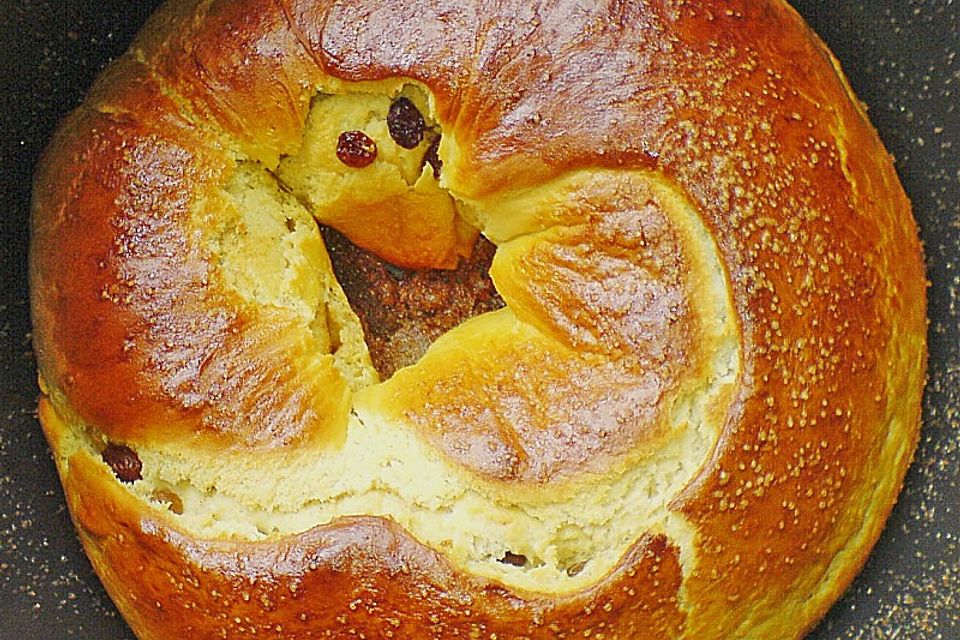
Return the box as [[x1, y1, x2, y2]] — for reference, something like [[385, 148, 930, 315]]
[[31, 0, 926, 638]]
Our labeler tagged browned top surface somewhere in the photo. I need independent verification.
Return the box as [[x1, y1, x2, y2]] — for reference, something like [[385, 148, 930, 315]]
[[368, 173, 703, 483]]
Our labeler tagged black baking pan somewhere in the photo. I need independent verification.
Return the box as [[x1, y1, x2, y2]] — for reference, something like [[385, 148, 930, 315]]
[[1, 1, 957, 638]]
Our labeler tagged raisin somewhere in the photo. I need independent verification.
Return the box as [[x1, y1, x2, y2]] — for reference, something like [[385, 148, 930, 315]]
[[423, 136, 442, 179], [336, 130, 377, 168], [387, 97, 425, 149], [151, 488, 184, 515], [102, 443, 142, 483], [498, 551, 528, 567]]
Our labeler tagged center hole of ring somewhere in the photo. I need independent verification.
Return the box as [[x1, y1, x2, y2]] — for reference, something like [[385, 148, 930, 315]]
[[320, 226, 504, 379]]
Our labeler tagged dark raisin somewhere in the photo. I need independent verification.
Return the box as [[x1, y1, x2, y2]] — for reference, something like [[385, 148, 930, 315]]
[[423, 136, 442, 179], [498, 551, 528, 567], [102, 443, 142, 483], [387, 97, 425, 149], [336, 130, 377, 168]]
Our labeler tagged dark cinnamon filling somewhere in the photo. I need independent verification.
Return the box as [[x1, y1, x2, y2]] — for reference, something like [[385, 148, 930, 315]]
[[320, 226, 504, 378]]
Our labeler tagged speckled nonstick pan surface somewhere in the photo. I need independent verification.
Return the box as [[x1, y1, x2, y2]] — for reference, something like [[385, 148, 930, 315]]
[[1, 1, 957, 638]]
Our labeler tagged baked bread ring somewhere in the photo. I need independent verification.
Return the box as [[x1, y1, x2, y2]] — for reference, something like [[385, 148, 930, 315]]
[[30, 0, 927, 638]]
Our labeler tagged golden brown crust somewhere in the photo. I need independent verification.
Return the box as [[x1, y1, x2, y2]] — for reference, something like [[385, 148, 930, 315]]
[[369, 173, 705, 482], [30, 54, 348, 450], [31, 0, 926, 638]]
